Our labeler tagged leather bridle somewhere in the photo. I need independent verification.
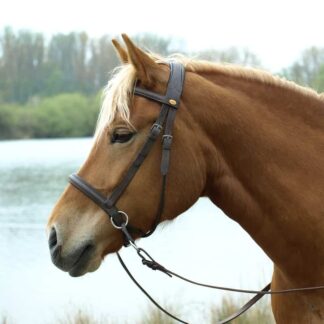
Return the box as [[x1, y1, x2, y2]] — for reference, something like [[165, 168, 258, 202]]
[[69, 62, 184, 242], [68, 61, 324, 323]]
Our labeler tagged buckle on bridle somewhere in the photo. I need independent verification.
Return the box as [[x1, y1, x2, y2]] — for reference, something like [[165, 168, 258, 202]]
[[150, 123, 163, 139], [162, 135, 173, 150], [110, 211, 129, 229]]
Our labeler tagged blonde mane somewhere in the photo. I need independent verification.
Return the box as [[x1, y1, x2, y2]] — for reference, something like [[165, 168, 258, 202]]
[[95, 55, 324, 139], [94, 64, 136, 138]]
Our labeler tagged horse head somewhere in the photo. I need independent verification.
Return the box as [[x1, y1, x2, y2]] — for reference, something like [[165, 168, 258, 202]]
[[47, 34, 206, 277]]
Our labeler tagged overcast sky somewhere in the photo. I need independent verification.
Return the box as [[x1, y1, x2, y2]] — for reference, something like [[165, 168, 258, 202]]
[[1, 0, 323, 71]]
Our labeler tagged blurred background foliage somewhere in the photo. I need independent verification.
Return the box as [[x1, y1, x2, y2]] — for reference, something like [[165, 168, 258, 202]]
[[0, 27, 324, 140]]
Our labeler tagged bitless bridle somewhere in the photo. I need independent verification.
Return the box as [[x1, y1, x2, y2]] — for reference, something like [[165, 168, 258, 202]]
[[68, 62, 324, 323]]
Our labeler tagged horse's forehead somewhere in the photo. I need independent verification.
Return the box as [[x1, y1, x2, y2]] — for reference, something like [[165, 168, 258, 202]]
[[131, 96, 161, 125], [107, 96, 160, 130]]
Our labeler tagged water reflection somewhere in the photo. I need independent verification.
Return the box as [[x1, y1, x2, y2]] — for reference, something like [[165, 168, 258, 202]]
[[0, 138, 272, 324]]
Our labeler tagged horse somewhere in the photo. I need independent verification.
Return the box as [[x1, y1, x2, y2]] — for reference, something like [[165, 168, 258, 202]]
[[47, 34, 324, 323]]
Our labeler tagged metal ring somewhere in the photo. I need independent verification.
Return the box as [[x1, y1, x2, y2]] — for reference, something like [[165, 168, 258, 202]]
[[111, 211, 129, 229]]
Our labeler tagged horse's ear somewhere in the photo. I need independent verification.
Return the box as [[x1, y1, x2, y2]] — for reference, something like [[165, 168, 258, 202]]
[[121, 33, 163, 87], [112, 39, 128, 64]]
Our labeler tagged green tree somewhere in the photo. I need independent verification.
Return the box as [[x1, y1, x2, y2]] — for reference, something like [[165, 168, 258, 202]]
[[0, 104, 17, 138], [313, 64, 324, 92], [88, 35, 119, 91], [32, 93, 98, 138], [281, 47, 324, 91], [0, 27, 45, 103], [0, 92, 100, 139]]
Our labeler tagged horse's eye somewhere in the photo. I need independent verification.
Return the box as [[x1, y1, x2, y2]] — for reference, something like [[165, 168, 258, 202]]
[[111, 132, 135, 144]]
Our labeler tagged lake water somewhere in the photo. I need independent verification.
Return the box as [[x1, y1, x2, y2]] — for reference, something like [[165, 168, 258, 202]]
[[0, 138, 273, 323]]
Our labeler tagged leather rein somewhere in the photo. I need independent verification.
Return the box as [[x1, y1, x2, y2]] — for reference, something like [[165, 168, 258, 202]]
[[69, 62, 324, 323]]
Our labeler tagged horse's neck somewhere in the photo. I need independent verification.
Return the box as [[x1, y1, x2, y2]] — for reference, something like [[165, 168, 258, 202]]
[[187, 70, 324, 282]]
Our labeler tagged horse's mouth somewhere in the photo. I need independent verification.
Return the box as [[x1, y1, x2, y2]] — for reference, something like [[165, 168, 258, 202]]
[[49, 236, 96, 277], [68, 244, 95, 277]]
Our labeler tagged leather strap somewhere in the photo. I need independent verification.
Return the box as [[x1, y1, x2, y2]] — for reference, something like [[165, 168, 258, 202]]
[[69, 174, 121, 221], [134, 88, 178, 107], [117, 252, 188, 324], [134, 60, 184, 110], [218, 284, 271, 324]]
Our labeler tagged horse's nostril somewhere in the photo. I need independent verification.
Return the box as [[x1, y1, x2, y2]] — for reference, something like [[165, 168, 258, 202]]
[[49, 226, 58, 249], [51, 244, 62, 261], [49, 226, 62, 264]]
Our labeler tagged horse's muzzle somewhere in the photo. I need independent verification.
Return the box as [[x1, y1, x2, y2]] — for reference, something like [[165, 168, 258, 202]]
[[48, 226, 95, 277]]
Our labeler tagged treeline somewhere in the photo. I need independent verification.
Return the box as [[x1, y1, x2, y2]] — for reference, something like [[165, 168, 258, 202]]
[[0, 28, 263, 104], [0, 28, 180, 104], [0, 28, 324, 139]]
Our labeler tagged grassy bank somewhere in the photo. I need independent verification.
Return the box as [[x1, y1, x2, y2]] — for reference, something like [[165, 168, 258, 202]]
[[2, 296, 274, 323], [210, 296, 274, 324], [54, 297, 275, 323], [0, 92, 100, 140]]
